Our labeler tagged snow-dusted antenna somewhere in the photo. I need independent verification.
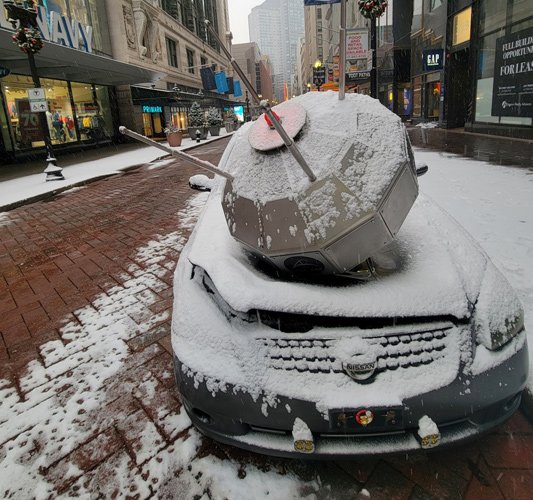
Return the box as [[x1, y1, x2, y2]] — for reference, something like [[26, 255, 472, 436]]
[[118, 126, 234, 181], [204, 19, 316, 182]]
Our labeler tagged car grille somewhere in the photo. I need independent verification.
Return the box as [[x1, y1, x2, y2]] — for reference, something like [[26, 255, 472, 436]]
[[257, 324, 452, 374]]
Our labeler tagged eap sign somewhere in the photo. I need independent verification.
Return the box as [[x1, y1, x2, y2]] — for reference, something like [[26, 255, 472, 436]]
[[423, 49, 444, 72]]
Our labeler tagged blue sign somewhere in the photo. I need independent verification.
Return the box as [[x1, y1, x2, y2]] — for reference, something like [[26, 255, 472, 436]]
[[304, 0, 341, 5], [215, 71, 229, 93], [0, 66, 10, 78], [423, 49, 444, 72], [233, 81, 242, 98], [142, 105, 162, 113]]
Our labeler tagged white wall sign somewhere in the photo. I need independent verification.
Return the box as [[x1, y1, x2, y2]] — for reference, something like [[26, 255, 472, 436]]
[[0, 1, 93, 53], [346, 29, 368, 61]]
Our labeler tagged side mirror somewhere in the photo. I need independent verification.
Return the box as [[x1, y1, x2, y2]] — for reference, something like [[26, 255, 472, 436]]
[[416, 163, 429, 177], [189, 174, 213, 191]]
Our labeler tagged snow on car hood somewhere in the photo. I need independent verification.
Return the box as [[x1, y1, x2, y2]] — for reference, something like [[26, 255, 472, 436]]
[[185, 187, 487, 320]]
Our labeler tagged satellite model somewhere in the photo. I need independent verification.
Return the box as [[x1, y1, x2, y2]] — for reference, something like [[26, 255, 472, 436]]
[[120, 20, 419, 278]]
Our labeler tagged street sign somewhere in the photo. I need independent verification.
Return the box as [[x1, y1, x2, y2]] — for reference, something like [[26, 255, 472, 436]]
[[346, 71, 371, 82], [30, 101, 48, 112], [313, 67, 326, 87], [0, 66, 10, 78], [28, 88, 46, 101], [27, 88, 47, 113]]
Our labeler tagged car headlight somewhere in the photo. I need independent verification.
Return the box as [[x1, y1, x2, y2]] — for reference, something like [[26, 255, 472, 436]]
[[474, 263, 525, 350]]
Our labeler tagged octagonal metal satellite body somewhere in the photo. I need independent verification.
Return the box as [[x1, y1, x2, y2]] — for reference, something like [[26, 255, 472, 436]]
[[220, 91, 419, 276]]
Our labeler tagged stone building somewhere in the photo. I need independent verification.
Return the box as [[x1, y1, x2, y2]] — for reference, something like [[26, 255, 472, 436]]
[[107, 0, 237, 140]]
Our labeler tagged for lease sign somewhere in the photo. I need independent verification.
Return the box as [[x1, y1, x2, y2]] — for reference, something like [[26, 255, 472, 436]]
[[491, 27, 533, 118]]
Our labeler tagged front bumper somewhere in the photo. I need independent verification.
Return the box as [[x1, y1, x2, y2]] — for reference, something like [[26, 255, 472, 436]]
[[174, 336, 528, 458]]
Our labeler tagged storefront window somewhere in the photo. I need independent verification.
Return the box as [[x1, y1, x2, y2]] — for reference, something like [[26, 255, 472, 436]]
[[1, 75, 113, 152], [479, 0, 507, 36], [426, 81, 441, 119], [169, 106, 188, 130], [452, 7, 472, 46], [511, 0, 532, 24], [37, 0, 112, 56], [43, 78, 76, 144]]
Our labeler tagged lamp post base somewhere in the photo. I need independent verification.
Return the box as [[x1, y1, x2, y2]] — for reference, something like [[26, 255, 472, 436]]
[[44, 157, 64, 181]]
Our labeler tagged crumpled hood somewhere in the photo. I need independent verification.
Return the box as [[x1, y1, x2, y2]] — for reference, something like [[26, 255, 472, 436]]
[[185, 190, 487, 320]]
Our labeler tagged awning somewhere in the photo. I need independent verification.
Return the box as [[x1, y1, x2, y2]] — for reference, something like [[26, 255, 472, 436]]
[[0, 28, 165, 86]]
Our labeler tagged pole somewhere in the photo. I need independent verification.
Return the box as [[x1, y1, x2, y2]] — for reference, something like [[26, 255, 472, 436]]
[[119, 126, 234, 181], [204, 19, 316, 182], [27, 51, 63, 180], [339, 0, 346, 100], [370, 17, 377, 99], [4, 1, 63, 180]]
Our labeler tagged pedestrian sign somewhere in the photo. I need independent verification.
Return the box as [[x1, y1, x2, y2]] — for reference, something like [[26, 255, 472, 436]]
[[28, 88, 45, 100], [30, 101, 48, 112], [27, 88, 47, 113]]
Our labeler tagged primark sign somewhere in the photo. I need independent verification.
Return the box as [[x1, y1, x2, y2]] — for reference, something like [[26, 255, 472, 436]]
[[0, 1, 93, 53]]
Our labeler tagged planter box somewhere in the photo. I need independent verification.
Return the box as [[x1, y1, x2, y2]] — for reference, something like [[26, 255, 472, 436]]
[[166, 131, 183, 147], [209, 126, 221, 137], [188, 127, 208, 140]]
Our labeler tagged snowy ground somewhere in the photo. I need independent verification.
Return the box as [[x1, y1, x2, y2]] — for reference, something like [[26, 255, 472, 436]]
[[417, 149, 533, 387], [0, 131, 231, 210], [0, 145, 531, 497]]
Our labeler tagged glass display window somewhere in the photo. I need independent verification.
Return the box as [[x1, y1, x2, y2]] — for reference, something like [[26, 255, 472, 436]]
[[0, 75, 75, 149], [1, 74, 114, 152], [452, 7, 472, 46], [412, 77, 422, 117], [43, 78, 77, 144]]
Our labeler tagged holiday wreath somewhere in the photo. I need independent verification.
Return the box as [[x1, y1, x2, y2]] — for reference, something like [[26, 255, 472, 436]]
[[358, 0, 387, 19], [12, 27, 43, 54]]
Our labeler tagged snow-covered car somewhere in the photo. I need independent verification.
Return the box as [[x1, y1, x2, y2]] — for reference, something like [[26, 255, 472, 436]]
[[171, 93, 527, 458]]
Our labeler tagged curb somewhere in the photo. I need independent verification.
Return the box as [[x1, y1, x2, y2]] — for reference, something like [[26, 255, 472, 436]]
[[0, 133, 233, 213]]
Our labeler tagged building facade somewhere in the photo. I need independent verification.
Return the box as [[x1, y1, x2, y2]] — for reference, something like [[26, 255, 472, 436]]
[[249, 0, 303, 102], [231, 41, 273, 118], [0, 0, 160, 163], [107, 0, 237, 140]]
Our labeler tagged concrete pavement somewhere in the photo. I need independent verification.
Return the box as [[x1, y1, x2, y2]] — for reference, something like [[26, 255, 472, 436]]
[[1, 137, 532, 498]]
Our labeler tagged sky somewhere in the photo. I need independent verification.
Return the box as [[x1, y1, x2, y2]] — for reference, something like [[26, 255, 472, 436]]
[[228, 0, 265, 44]]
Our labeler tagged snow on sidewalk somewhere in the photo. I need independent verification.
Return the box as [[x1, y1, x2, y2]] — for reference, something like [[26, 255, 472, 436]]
[[417, 148, 533, 389], [0, 132, 231, 211], [0, 192, 322, 499]]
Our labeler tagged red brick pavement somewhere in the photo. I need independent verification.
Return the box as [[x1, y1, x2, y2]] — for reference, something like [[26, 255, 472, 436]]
[[1, 137, 532, 498]]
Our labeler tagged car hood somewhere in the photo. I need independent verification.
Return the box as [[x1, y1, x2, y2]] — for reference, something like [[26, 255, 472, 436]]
[[185, 188, 488, 320]]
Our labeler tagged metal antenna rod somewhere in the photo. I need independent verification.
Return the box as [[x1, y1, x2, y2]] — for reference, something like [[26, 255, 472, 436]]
[[204, 19, 316, 182], [119, 126, 234, 181]]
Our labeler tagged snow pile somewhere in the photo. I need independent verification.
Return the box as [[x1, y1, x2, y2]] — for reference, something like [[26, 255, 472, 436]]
[[417, 415, 439, 439], [416, 122, 439, 129], [292, 417, 313, 442]]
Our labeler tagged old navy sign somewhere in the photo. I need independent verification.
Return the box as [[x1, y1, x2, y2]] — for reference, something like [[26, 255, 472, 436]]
[[423, 49, 444, 72], [0, 1, 93, 53]]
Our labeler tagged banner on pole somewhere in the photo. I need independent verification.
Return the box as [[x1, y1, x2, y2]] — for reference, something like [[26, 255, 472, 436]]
[[200, 67, 217, 90], [304, 0, 341, 5], [215, 71, 229, 93], [233, 81, 242, 97]]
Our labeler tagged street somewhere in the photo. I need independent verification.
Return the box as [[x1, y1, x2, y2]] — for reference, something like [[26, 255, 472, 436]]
[[1, 137, 533, 499]]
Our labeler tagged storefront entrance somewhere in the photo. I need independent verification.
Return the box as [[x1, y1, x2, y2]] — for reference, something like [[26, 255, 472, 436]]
[[446, 47, 471, 128], [141, 105, 165, 140]]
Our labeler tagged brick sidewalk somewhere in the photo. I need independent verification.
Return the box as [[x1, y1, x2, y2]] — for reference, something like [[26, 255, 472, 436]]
[[1, 137, 532, 498]]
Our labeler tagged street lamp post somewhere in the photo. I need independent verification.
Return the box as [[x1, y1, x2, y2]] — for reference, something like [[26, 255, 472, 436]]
[[245, 91, 250, 122], [4, 0, 63, 180]]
